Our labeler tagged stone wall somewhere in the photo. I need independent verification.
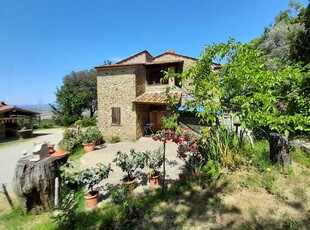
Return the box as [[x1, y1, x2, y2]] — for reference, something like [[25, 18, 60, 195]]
[[153, 53, 197, 71], [119, 52, 151, 65], [96, 51, 198, 141], [97, 66, 139, 141]]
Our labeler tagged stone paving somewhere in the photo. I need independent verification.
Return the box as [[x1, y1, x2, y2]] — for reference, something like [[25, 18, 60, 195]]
[[79, 137, 185, 192]]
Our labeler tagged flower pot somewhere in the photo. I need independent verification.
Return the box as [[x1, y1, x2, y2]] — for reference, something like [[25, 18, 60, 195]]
[[85, 191, 99, 208], [122, 177, 137, 191], [51, 149, 68, 157], [149, 173, 160, 188], [83, 142, 96, 152]]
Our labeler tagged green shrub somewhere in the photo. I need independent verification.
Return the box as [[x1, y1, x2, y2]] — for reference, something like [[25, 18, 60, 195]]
[[109, 135, 120, 143], [81, 117, 96, 127], [40, 122, 54, 129]]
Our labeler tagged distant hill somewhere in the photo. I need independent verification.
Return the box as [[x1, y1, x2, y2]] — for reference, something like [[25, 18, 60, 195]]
[[17, 104, 56, 119]]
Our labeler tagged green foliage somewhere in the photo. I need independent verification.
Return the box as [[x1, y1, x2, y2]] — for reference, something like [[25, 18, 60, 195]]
[[291, 147, 310, 167], [51, 69, 97, 126], [0, 207, 35, 229], [68, 146, 85, 162], [58, 128, 81, 151], [200, 126, 239, 168], [194, 160, 221, 188], [145, 148, 163, 176], [290, 2, 310, 65], [40, 122, 55, 129], [52, 190, 84, 229], [80, 163, 113, 191], [80, 127, 103, 144], [109, 135, 120, 143], [113, 149, 147, 180], [257, 1, 308, 68], [175, 38, 310, 138], [60, 162, 113, 192], [81, 116, 97, 127], [161, 113, 179, 129]]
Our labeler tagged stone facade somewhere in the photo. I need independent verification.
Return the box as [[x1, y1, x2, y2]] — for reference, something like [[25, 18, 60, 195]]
[[96, 50, 198, 141]]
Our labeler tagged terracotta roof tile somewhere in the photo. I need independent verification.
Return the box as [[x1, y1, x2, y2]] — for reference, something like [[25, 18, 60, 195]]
[[133, 92, 182, 104]]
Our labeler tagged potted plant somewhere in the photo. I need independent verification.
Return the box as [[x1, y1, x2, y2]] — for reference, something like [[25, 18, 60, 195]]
[[79, 163, 113, 208], [90, 127, 104, 145], [146, 148, 163, 188], [80, 128, 97, 152], [113, 149, 146, 190], [52, 139, 74, 157]]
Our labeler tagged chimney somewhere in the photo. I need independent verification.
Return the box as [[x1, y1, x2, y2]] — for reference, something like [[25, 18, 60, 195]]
[[167, 49, 175, 54]]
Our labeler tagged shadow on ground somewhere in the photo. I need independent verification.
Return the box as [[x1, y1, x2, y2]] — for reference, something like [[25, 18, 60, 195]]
[[0, 132, 53, 145]]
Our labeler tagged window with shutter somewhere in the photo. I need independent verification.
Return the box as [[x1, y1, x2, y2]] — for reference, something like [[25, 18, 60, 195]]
[[111, 107, 121, 125]]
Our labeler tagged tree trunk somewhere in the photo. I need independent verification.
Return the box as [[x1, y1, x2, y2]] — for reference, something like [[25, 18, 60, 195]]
[[269, 133, 291, 167], [12, 155, 68, 213]]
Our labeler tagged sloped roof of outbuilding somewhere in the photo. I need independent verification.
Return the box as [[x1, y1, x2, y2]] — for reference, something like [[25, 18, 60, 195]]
[[0, 101, 40, 116]]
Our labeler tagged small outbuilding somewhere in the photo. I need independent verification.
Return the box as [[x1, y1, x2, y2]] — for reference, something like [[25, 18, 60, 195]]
[[0, 101, 40, 140]]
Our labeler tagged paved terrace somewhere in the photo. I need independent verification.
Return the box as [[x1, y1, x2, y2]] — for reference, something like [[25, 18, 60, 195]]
[[80, 137, 184, 192]]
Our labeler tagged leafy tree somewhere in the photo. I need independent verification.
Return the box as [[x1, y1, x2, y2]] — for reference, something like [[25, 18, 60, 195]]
[[51, 69, 97, 126], [291, 2, 310, 65], [167, 38, 310, 138], [258, 1, 306, 69]]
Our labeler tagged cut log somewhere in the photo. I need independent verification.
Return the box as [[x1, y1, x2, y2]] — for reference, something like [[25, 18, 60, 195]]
[[269, 133, 291, 167], [12, 155, 68, 213]]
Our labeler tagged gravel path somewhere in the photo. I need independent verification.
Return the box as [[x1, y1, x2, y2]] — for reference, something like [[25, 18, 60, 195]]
[[0, 128, 64, 192]]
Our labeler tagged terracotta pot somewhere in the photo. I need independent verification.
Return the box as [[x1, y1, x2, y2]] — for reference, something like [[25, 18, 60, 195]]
[[149, 173, 160, 188], [51, 149, 68, 157], [83, 142, 96, 152], [85, 191, 99, 208], [122, 177, 137, 191]]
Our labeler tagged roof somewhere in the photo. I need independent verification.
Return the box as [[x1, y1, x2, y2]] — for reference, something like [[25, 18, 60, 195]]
[[0, 101, 40, 116], [133, 92, 182, 105], [95, 50, 198, 69], [116, 50, 154, 64], [153, 52, 198, 61]]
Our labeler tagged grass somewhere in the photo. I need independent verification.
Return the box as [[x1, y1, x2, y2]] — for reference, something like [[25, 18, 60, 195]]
[[68, 146, 85, 162], [1, 140, 309, 229], [291, 147, 310, 167]]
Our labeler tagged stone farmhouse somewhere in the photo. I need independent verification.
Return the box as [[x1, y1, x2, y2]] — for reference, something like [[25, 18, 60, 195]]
[[95, 50, 200, 141]]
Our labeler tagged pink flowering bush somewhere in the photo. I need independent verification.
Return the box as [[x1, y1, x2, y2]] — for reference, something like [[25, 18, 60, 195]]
[[152, 127, 202, 176]]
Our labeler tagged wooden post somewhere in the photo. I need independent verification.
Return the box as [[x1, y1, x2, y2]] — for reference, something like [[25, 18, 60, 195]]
[[1, 184, 14, 210], [162, 141, 166, 197], [269, 133, 291, 167]]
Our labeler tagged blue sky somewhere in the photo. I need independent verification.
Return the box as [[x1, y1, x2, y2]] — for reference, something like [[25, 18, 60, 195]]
[[0, 0, 308, 105]]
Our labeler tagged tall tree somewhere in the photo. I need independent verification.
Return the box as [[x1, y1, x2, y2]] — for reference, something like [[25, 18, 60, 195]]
[[167, 38, 309, 137], [258, 1, 306, 69], [51, 69, 97, 126], [291, 2, 310, 65]]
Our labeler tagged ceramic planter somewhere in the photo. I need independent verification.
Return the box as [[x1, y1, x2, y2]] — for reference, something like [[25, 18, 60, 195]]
[[149, 173, 160, 188], [51, 149, 68, 157], [85, 191, 99, 208], [122, 177, 137, 191], [83, 142, 96, 152]]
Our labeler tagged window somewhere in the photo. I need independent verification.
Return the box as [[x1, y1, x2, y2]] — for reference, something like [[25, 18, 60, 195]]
[[111, 107, 121, 125], [146, 64, 181, 85]]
